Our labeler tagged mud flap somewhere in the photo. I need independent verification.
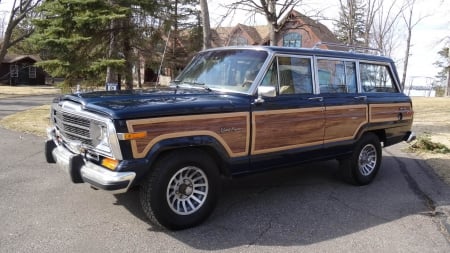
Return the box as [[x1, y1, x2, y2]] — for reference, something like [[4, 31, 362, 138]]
[[45, 140, 56, 163], [69, 155, 84, 183]]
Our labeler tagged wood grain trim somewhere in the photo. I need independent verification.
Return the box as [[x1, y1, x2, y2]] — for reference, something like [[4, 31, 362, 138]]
[[251, 107, 325, 155], [369, 103, 413, 123], [126, 112, 250, 159], [323, 104, 368, 144]]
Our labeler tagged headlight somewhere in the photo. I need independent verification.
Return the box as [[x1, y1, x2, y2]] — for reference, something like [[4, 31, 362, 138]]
[[90, 121, 111, 153]]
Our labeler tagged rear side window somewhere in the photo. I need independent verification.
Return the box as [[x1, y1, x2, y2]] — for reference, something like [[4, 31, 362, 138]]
[[360, 63, 399, 93], [317, 59, 357, 93]]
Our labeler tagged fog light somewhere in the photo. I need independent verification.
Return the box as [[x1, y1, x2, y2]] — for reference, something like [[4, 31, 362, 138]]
[[101, 157, 119, 170]]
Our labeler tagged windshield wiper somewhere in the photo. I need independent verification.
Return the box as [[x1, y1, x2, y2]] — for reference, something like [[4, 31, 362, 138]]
[[182, 81, 206, 86], [175, 81, 212, 91]]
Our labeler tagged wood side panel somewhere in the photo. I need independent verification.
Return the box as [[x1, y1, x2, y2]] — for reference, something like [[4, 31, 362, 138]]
[[369, 103, 413, 123], [252, 108, 324, 154], [324, 105, 368, 143], [126, 113, 250, 159]]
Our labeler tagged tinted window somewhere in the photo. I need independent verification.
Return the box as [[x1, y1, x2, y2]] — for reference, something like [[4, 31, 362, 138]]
[[317, 59, 357, 93], [360, 63, 398, 93]]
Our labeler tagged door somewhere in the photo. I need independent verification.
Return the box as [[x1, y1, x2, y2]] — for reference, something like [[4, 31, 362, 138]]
[[316, 58, 368, 147], [250, 55, 325, 170]]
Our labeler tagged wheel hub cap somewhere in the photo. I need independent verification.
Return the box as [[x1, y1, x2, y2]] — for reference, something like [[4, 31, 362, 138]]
[[167, 166, 209, 215], [358, 144, 377, 176], [178, 181, 194, 197]]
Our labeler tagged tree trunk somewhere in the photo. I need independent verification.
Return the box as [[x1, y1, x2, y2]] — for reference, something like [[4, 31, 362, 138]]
[[268, 0, 277, 46], [401, 27, 411, 91], [446, 70, 450, 96], [105, 24, 118, 87], [123, 17, 134, 90], [200, 0, 211, 49], [106, 1, 118, 88], [401, 6, 414, 91]]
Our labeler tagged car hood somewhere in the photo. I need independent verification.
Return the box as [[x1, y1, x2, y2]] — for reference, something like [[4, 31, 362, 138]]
[[54, 86, 251, 119]]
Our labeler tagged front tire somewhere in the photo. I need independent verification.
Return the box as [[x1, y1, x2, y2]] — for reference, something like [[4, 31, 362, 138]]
[[339, 133, 382, 185], [140, 149, 220, 230]]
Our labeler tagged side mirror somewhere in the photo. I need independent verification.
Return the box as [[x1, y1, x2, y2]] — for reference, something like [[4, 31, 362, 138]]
[[258, 86, 276, 97], [254, 86, 276, 104]]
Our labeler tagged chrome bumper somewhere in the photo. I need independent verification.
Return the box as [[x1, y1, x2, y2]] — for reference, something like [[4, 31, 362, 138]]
[[50, 141, 136, 194]]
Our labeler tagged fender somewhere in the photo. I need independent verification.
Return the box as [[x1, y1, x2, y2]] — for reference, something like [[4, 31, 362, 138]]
[[143, 135, 249, 177]]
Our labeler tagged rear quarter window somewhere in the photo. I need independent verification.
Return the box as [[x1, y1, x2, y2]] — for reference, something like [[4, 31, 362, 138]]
[[360, 63, 399, 93]]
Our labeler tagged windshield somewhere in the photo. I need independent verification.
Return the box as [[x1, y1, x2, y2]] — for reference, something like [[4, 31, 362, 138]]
[[174, 49, 268, 93]]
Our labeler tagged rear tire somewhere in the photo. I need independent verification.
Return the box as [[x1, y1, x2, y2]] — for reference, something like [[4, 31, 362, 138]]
[[140, 149, 220, 230], [339, 133, 382, 185]]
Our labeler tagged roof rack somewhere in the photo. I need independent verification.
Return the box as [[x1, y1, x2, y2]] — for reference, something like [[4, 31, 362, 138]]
[[313, 41, 382, 55]]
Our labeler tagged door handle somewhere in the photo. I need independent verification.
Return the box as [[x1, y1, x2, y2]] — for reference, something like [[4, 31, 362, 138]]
[[308, 97, 323, 102], [354, 96, 367, 101]]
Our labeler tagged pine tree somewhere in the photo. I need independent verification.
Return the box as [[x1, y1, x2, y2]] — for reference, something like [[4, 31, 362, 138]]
[[30, 0, 128, 87], [335, 0, 366, 46], [434, 46, 450, 96]]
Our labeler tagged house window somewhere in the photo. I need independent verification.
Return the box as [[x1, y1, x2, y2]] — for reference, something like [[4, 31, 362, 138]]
[[283, 33, 302, 48], [229, 36, 248, 46], [29, 66, 37, 78], [10, 64, 18, 78]]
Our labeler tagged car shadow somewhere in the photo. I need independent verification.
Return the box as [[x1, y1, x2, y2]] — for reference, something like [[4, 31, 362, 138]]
[[112, 154, 450, 250]]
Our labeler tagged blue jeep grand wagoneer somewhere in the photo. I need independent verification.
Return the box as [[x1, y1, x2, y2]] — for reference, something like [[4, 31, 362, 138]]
[[45, 46, 415, 230]]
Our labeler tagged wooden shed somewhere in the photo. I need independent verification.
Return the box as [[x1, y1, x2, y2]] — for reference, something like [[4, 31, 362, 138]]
[[0, 55, 46, 85]]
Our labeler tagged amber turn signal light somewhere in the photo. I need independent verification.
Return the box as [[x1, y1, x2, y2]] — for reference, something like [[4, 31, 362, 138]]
[[101, 157, 119, 170], [117, 131, 147, 140]]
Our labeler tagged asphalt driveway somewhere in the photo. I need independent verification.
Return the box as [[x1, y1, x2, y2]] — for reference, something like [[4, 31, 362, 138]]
[[1, 94, 449, 252], [0, 126, 449, 252]]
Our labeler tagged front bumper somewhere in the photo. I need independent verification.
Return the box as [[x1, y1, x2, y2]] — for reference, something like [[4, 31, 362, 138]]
[[46, 139, 136, 194]]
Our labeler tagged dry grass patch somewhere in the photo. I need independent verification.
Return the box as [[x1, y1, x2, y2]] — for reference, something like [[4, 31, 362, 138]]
[[410, 97, 450, 184], [0, 85, 60, 98], [0, 105, 51, 137]]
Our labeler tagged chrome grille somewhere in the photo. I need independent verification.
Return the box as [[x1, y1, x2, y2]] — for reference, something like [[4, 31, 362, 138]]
[[53, 109, 93, 146]]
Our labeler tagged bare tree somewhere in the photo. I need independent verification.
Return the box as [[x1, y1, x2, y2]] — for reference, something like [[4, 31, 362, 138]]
[[362, 0, 382, 48], [400, 0, 429, 89], [0, 0, 41, 63], [223, 0, 301, 46], [371, 0, 404, 56]]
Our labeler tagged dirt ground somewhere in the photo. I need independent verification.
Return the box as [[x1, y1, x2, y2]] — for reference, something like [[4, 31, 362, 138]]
[[1, 85, 449, 184]]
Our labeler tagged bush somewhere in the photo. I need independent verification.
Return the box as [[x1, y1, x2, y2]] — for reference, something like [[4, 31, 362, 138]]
[[410, 135, 450, 154]]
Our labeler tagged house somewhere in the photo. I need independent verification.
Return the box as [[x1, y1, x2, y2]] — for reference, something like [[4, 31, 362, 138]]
[[0, 54, 47, 85], [211, 10, 339, 48], [138, 10, 339, 86]]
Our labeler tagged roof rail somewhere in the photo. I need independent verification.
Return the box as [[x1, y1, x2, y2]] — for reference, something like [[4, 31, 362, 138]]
[[313, 41, 382, 55]]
